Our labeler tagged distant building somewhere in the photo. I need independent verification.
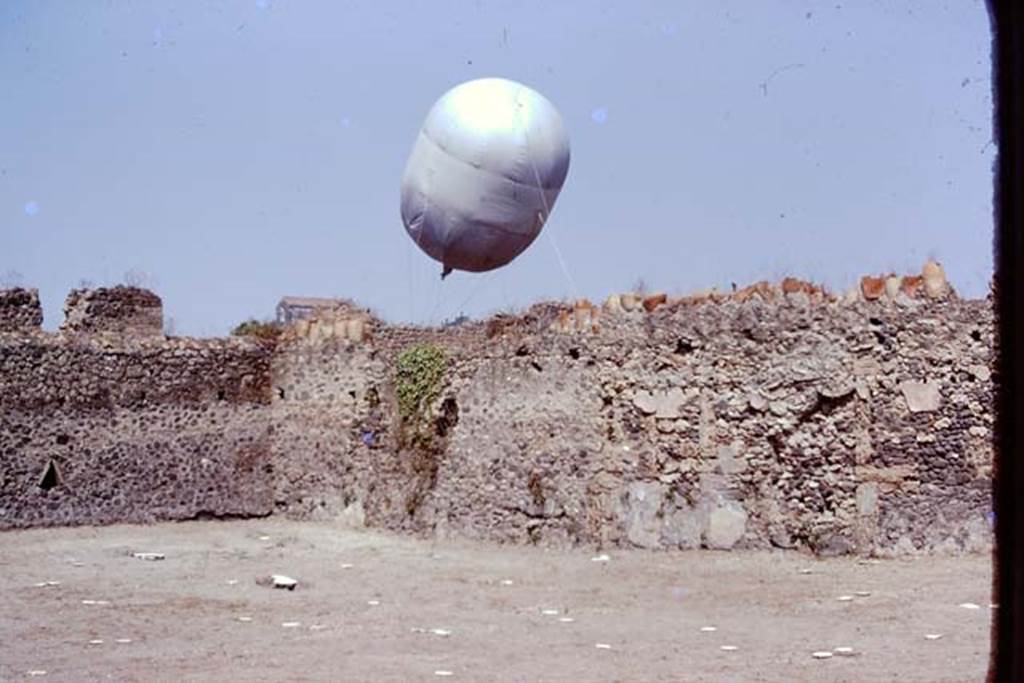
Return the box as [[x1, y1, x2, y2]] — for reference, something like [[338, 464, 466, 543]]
[[275, 296, 360, 325]]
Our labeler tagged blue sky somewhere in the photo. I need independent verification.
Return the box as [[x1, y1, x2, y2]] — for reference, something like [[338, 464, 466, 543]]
[[0, 1, 994, 336]]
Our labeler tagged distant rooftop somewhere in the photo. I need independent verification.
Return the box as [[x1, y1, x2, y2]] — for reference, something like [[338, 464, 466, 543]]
[[275, 296, 360, 324]]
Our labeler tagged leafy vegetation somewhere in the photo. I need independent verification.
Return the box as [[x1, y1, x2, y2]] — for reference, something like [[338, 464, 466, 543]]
[[393, 343, 447, 446]]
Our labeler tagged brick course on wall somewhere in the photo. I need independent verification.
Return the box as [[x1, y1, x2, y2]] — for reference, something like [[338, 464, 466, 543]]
[[0, 271, 995, 556]]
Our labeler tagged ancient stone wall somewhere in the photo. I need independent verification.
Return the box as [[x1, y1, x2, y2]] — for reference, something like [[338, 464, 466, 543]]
[[0, 288, 43, 332], [0, 265, 996, 556], [416, 295, 994, 556], [0, 287, 274, 526], [62, 286, 163, 338]]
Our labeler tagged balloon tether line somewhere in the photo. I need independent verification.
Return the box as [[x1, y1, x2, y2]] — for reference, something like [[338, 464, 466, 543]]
[[517, 90, 579, 301]]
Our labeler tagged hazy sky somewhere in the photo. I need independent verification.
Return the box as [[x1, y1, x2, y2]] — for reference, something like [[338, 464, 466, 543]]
[[1, 1, 994, 336]]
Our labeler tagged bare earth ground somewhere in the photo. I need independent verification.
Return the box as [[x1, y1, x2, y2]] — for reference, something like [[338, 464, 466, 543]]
[[0, 520, 992, 683]]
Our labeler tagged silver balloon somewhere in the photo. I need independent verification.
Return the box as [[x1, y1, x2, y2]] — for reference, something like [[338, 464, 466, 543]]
[[400, 78, 571, 277]]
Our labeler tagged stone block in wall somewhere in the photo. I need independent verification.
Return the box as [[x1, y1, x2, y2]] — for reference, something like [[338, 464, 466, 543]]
[[861, 276, 885, 301], [603, 294, 623, 314], [853, 482, 880, 552], [856, 482, 879, 516], [61, 286, 163, 337], [573, 299, 599, 332], [642, 293, 667, 312], [632, 388, 690, 419], [0, 288, 43, 332], [922, 260, 949, 298], [714, 442, 747, 475], [966, 364, 991, 382], [620, 482, 665, 548], [900, 275, 924, 298], [899, 381, 942, 413], [884, 276, 902, 300], [705, 501, 747, 549], [661, 506, 704, 549], [620, 293, 641, 312], [346, 317, 367, 342]]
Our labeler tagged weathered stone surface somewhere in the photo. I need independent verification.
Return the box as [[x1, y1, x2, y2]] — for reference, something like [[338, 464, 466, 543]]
[[705, 501, 747, 549], [856, 483, 879, 517], [620, 293, 640, 312], [922, 260, 949, 298], [715, 443, 747, 475], [901, 275, 924, 298], [0, 288, 43, 332], [642, 293, 668, 312], [661, 506, 704, 549], [813, 532, 856, 557], [884, 276, 902, 300], [61, 287, 163, 337], [603, 294, 623, 313], [967, 364, 991, 382], [631, 388, 689, 418], [621, 483, 665, 549], [900, 381, 942, 413], [861, 276, 885, 301]]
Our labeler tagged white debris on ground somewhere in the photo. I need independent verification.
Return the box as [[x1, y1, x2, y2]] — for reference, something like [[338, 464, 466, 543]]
[[340, 563, 354, 569], [541, 609, 559, 616], [836, 595, 854, 602], [367, 599, 380, 606], [81, 599, 110, 606], [237, 616, 253, 623], [499, 579, 514, 585], [271, 574, 298, 590], [812, 651, 833, 659], [281, 622, 301, 628], [131, 552, 165, 561], [959, 602, 981, 610], [924, 634, 944, 640], [115, 638, 132, 644], [430, 628, 452, 637], [32, 581, 60, 588], [434, 671, 454, 677], [591, 554, 611, 563], [834, 647, 856, 656], [720, 645, 739, 652], [700, 626, 717, 632], [595, 643, 612, 650]]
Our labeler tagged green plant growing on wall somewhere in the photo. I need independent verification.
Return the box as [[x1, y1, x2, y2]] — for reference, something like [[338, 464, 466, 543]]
[[393, 343, 447, 447]]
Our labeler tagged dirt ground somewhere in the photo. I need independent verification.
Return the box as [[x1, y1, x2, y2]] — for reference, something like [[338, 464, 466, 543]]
[[0, 520, 993, 682]]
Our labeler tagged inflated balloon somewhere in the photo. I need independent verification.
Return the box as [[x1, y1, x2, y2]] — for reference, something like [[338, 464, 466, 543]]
[[400, 78, 571, 277]]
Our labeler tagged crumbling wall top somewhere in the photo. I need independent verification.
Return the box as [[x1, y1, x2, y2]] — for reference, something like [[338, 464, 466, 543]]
[[0, 288, 43, 333], [61, 286, 163, 338]]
